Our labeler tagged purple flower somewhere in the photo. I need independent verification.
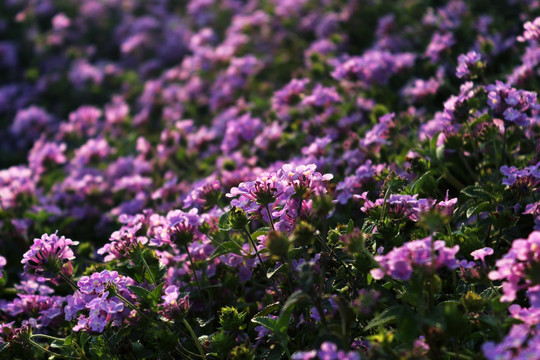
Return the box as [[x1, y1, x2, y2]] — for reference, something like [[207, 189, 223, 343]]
[[301, 84, 341, 108], [227, 163, 333, 231], [167, 208, 204, 246], [160, 285, 190, 318], [485, 81, 538, 126], [436, 190, 458, 216], [0, 166, 36, 210], [21, 231, 78, 278], [500, 163, 540, 188], [272, 78, 310, 117], [331, 51, 415, 87], [0, 256, 5, 278], [10, 106, 54, 148], [456, 51, 483, 78], [361, 113, 395, 147], [488, 231, 540, 303], [97, 221, 148, 262], [424, 32, 455, 62], [293, 342, 361, 360], [221, 113, 263, 154], [28, 139, 67, 178], [371, 237, 460, 281], [66, 270, 135, 333]]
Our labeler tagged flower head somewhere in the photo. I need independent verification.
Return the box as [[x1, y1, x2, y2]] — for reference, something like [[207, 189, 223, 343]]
[[21, 231, 78, 278]]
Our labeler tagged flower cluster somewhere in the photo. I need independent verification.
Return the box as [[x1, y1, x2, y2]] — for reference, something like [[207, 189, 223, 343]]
[[501, 163, 540, 188], [485, 81, 538, 126], [488, 231, 540, 304], [371, 237, 460, 281], [331, 51, 415, 87], [227, 163, 332, 231], [456, 51, 483, 78], [65, 271, 134, 333]]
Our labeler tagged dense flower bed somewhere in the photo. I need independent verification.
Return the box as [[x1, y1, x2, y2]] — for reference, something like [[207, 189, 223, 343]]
[[0, 0, 539, 359]]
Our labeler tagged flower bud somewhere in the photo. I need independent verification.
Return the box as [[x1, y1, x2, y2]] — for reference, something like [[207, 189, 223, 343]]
[[264, 231, 290, 259], [229, 207, 249, 230], [230, 344, 255, 360], [292, 221, 315, 247], [462, 291, 484, 313], [219, 306, 246, 332]]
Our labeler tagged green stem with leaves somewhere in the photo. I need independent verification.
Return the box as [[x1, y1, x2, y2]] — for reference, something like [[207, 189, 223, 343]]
[[29, 339, 70, 359], [182, 319, 207, 360], [184, 244, 209, 314], [265, 204, 276, 231], [244, 227, 284, 302]]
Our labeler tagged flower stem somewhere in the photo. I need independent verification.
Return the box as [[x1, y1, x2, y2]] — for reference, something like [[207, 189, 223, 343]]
[[244, 227, 284, 302], [182, 318, 207, 360], [31, 334, 66, 342], [29, 339, 70, 359], [60, 273, 79, 292], [184, 244, 209, 314], [139, 249, 157, 285], [265, 204, 276, 231], [502, 125, 508, 165]]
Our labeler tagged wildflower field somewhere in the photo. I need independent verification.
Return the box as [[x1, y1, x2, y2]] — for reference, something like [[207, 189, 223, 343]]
[[1, 0, 540, 359]]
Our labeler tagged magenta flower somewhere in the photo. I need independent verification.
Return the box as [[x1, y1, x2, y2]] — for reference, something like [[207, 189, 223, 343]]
[[0, 256, 5, 278], [518, 17, 540, 42], [471, 247, 494, 267], [160, 285, 190, 318], [21, 231, 78, 278], [227, 163, 333, 231], [456, 51, 482, 78], [97, 221, 148, 261]]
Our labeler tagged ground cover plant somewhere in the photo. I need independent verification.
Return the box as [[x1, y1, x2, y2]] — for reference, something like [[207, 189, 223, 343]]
[[0, 0, 539, 359]]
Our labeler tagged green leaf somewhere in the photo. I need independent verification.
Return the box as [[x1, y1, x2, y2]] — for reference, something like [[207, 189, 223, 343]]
[[149, 282, 166, 305], [281, 290, 310, 315], [218, 212, 231, 231], [461, 185, 492, 201], [251, 316, 279, 334], [466, 201, 493, 218], [411, 170, 434, 194], [365, 307, 400, 331], [209, 240, 243, 260], [346, 219, 355, 233], [252, 227, 271, 240], [253, 302, 280, 318], [267, 263, 287, 279], [128, 285, 150, 299]]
